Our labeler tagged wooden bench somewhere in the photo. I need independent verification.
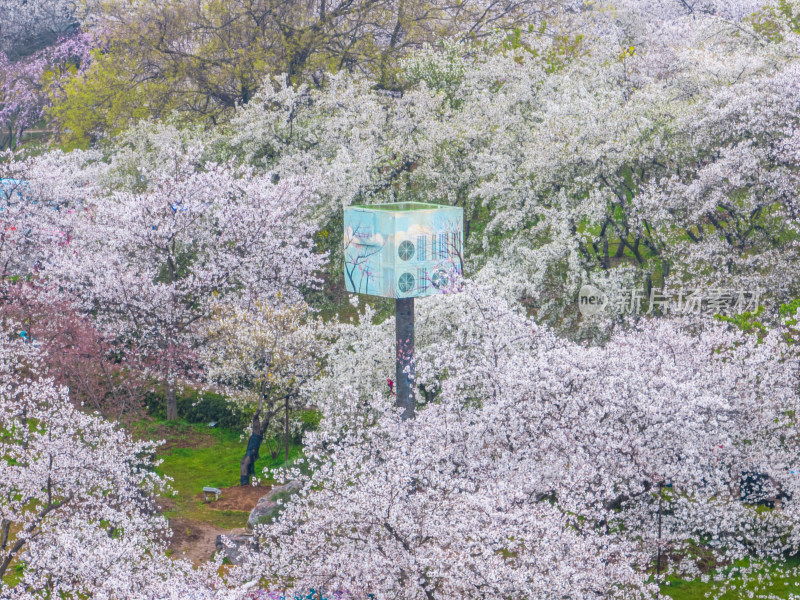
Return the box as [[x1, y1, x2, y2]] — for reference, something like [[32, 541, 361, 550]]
[[203, 487, 222, 502]]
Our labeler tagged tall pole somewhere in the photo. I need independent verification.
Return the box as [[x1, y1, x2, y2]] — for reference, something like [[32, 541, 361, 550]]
[[395, 297, 415, 421], [656, 483, 663, 599]]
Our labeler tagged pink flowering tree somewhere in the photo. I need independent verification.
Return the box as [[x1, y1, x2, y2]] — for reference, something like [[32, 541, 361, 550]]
[[0, 280, 146, 422], [0, 34, 93, 149]]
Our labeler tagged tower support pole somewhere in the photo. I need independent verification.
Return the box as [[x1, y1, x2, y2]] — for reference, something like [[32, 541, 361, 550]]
[[395, 297, 415, 421]]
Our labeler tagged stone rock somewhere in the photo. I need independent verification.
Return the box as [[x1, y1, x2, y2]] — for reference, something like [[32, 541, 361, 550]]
[[215, 532, 257, 565], [247, 479, 302, 530]]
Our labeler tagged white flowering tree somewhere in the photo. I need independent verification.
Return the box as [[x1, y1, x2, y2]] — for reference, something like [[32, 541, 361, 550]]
[[43, 132, 325, 420], [226, 282, 800, 599], [0, 0, 79, 58], [203, 300, 329, 482], [0, 149, 99, 288], [209, 0, 800, 338], [0, 328, 226, 599], [1, 1, 799, 595]]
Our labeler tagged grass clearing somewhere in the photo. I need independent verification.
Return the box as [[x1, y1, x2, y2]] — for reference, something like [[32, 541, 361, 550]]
[[663, 557, 800, 600], [131, 419, 303, 529]]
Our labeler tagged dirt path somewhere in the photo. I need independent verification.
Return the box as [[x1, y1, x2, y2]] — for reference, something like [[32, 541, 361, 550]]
[[164, 485, 272, 565], [200, 484, 272, 511], [168, 517, 229, 565]]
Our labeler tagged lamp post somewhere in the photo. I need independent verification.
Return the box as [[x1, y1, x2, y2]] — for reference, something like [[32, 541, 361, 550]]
[[343, 202, 464, 421]]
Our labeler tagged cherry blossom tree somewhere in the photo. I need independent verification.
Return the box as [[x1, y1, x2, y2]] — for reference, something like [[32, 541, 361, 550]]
[[202, 299, 329, 481], [0, 34, 93, 148], [634, 57, 800, 302], [214, 0, 800, 339], [0, 326, 225, 599], [0, 148, 101, 288], [0, 280, 146, 422], [1, 1, 798, 594], [48, 139, 325, 420], [0, 0, 79, 59], [228, 282, 800, 598]]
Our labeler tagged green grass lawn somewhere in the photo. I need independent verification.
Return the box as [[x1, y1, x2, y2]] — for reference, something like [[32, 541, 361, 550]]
[[663, 557, 800, 600], [131, 419, 303, 529]]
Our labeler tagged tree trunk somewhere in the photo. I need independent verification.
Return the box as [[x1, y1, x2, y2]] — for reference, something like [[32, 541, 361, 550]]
[[241, 411, 264, 486], [166, 379, 178, 421]]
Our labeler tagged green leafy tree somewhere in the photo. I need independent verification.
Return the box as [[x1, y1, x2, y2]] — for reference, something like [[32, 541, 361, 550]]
[[50, 0, 555, 147]]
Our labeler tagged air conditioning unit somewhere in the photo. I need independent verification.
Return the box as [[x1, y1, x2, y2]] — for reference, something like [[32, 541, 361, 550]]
[[397, 272, 416, 296], [344, 202, 463, 298]]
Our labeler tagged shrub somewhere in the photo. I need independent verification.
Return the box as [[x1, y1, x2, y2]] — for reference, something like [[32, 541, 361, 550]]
[[298, 409, 322, 433], [144, 386, 248, 430]]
